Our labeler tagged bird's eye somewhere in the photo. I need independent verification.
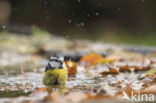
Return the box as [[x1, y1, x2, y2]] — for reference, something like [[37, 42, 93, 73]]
[[55, 59, 59, 62]]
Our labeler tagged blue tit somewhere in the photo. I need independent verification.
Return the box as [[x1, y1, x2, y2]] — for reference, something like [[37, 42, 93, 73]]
[[43, 55, 68, 85]]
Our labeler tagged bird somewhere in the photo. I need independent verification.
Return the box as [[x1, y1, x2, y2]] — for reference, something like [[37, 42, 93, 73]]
[[43, 55, 68, 85]]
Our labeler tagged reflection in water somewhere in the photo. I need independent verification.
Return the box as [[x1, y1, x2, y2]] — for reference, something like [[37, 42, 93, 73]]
[[45, 85, 67, 95]]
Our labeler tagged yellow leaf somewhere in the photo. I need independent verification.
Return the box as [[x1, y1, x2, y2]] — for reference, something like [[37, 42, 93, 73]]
[[146, 68, 156, 76], [99, 58, 116, 64]]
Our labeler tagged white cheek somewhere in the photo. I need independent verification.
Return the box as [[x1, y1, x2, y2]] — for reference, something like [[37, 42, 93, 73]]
[[49, 61, 60, 68], [60, 57, 64, 61], [63, 62, 67, 68]]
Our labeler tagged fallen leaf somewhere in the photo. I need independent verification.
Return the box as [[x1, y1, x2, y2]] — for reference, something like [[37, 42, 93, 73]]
[[119, 65, 131, 72], [99, 58, 116, 64], [65, 61, 77, 76], [80, 53, 103, 66], [146, 68, 156, 76], [141, 85, 156, 94], [100, 67, 119, 75], [64, 92, 87, 102], [86, 93, 111, 100]]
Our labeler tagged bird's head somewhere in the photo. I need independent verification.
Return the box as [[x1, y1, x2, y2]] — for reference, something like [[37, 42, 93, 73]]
[[45, 55, 66, 72]]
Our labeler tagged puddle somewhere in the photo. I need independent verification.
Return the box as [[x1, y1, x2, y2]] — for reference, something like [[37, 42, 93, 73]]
[[0, 63, 146, 99]]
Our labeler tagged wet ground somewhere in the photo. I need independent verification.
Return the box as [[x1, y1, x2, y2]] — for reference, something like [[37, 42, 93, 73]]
[[0, 32, 156, 103]]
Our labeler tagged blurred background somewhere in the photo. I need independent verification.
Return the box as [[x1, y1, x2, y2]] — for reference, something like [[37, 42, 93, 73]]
[[0, 0, 156, 45]]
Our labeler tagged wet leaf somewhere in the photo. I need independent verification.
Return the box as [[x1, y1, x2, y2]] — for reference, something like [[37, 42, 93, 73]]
[[65, 61, 77, 76], [80, 53, 104, 66], [63, 92, 87, 102], [146, 68, 156, 76], [141, 85, 156, 94], [99, 58, 116, 64]]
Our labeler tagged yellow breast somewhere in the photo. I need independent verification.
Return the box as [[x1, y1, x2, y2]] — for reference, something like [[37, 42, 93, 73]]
[[43, 68, 68, 85]]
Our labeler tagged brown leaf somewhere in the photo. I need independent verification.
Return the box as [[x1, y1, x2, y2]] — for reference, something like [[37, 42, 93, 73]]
[[100, 68, 119, 75], [65, 61, 77, 76], [64, 92, 87, 102], [141, 85, 156, 94], [119, 65, 131, 72], [86, 93, 111, 100]]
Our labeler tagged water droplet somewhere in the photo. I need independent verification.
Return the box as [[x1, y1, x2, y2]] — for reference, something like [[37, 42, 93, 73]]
[[87, 14, 90, 17], [93, 22, 96, 25], [95, 12, 99, 16], [80, 22, 84, 26], [97, 3, 102, 7], [44, 1, 47, 5], [75, 23, 80, 27], [2, 25, 6, 29], [46, 15, 50, 19], [72, 12, 74, 15], [65, 35, 69, 38], [61, 1, 65, 5], [54, 4, 56, 7], [78, 0, 81, 2], [44, 10, 48, 14], [68, 20, 72, 23]]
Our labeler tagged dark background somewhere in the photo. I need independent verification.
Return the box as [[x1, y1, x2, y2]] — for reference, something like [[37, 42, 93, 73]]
[[0, 0, 156, 44]]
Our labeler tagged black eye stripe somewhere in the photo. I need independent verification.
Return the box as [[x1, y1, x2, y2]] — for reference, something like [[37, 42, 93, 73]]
[[49, 59, 59, 62], [49, 59, 63, 63]]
